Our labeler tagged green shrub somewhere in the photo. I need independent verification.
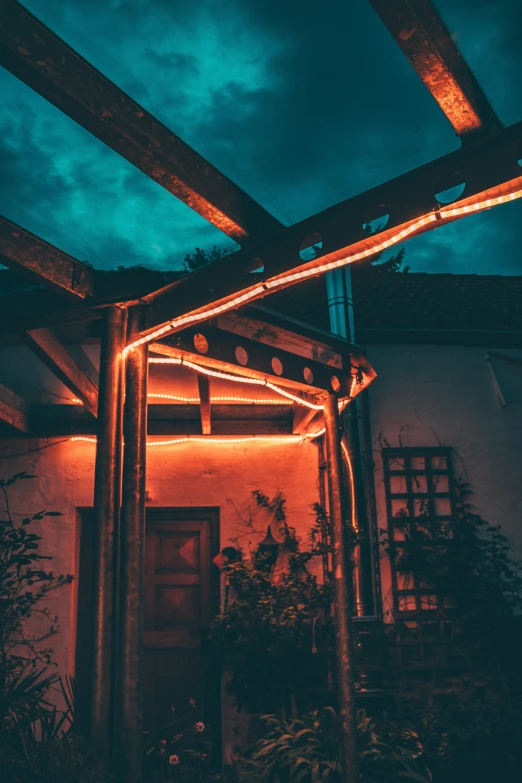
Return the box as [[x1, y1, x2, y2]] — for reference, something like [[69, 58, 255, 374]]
[[0, 733, 113, 783], [209, 492, 333, 716], [238, 707, 431, 783]]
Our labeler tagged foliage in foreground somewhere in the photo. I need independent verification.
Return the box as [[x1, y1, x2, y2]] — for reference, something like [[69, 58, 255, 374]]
[[1, 733, 113, 783], [0, 473, 112, 782], [144, 704, 215, 782], [237, 708, 431, 783], [209, 492, 333, 716], [378, 443, 522, 782], [0, 473, 74, 748]]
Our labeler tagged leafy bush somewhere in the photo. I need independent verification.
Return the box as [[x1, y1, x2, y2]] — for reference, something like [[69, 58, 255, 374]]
[[1, 733, 113, 783], [0, 472, 73, 750], [238, 707, 431, 783], [0, 474, 112, 781], [379, 459, 522, 781], [209, 492, 333, 716]]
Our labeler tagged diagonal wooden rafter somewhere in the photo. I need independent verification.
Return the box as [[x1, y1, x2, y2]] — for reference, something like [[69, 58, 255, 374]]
[[0, 382, 30, 432], [25, 328, 99, 416], [0, 216, 95, 298], [0, 0, 283, 244], [368, 0, 502, 140], [140, 120, 522, 336], [0, 217, 101, 417]]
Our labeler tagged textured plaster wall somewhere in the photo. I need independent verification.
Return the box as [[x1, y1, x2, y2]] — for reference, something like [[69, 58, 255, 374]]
[[365, 344, 522, 617], [0, 434, 320, 686]]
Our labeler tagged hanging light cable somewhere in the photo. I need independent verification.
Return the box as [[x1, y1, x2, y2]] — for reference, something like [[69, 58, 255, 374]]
[[123, 185, 522, 357], [149, 355, 325, 409]]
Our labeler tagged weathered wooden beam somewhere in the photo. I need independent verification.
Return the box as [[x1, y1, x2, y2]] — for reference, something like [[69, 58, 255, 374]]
[[0, 290, 101, 335], [0, 218, 95, 298], [0, 382, 30, 432], [150, 340, 357, 398], [25, 327, 99, 416], [116, 306, 148, 783], [217, 310, 344, 368], [197, 374, 211, 435], [0, 0, 282, 243], [29, 404, 293, 437], [91, 306, 127, 761], [142, 120, 522, 335], [292, 406, 320, 435], [368, 0, 502, 139]]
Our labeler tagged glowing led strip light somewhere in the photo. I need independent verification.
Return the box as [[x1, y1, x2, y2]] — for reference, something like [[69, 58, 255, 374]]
[[70, 434, 317, 446], [122, 186, 522, 357], [68, 403, 353, 447], [149, 355, 324, 410], [148, 392, 292, 405]]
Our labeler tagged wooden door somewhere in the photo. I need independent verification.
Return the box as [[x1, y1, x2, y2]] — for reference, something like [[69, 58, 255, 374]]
[[143, 508, 220, 737]]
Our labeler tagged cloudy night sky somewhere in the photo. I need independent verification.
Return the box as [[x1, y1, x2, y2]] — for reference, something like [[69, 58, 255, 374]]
[[1, 0, 521, 275]]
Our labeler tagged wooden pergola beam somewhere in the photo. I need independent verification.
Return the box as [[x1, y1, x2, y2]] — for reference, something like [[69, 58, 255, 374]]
[[25, 327, 99, 416], [29, 403, 294, 437], [0, 382, 30, 432], [0, 217, 95, 299], [197, 375, 211, 435], [368, 0, 502, 139], [0, 289, 100, 335], [0, 0, 283, 244], [143, 120, 522, 335]]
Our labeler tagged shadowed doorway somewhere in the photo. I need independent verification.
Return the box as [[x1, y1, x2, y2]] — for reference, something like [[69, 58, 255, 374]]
[[75, 507, 220, 745]]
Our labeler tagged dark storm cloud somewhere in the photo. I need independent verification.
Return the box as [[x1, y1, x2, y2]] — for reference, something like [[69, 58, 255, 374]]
[[1, 0, 521, 273]]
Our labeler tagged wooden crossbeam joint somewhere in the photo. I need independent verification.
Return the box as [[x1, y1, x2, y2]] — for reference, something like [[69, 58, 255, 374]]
[[0, 0, 282, 243], [142, 121, 522, 335], [0, 382, 30, 432], [25, 328, 99, 416]]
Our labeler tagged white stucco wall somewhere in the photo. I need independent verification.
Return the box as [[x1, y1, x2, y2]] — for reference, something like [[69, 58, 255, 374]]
[[0, 433, 321, 682], [365, 343, 522, 614]]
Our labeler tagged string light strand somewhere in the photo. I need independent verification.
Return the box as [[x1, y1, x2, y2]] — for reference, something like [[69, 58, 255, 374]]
[[123, 185, 522, 357], [149, 355, 325, 409], [69, 434, 322, 446]]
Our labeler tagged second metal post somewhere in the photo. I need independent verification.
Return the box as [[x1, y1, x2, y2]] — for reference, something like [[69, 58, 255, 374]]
[[323, 393, 358, 783]]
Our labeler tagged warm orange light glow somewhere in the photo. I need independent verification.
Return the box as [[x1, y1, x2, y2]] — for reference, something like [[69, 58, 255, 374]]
[[70, 397, 82, 404], [307, 426, 326, 439], [147, 392, 293, 405], [439, 188, 522, 218], [122, 184, 522, 358], [70, 434, 308, 446], [149, 355, 323, 409], [341, 437, 357, 531], [149, 357, 183, 364], [265, 383, 323, 409]]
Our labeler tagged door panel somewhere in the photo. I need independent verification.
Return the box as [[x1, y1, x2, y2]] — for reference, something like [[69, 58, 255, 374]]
[[75, 507, 219, 743], [143, 509, 219, 737]]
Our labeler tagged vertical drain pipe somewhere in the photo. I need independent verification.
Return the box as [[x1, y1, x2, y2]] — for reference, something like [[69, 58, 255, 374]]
[[325, 268, 375, 618]]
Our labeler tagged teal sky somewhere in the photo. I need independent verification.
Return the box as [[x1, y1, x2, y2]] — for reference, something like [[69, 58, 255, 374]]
[[1, 0, 521, 274]]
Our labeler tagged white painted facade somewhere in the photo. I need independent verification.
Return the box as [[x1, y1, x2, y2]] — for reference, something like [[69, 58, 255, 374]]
[[1, 335, 521, 742]]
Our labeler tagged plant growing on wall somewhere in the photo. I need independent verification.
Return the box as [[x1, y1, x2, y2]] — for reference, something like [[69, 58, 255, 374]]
[[209, 491, 334, 718], [379, 463, 522, 782], [0, 473, 73, 757]]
